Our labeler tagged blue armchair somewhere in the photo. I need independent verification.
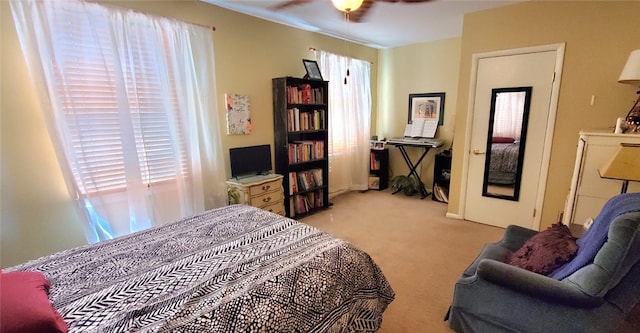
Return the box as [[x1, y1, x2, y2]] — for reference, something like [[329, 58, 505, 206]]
[[446, 193, 640, 333]]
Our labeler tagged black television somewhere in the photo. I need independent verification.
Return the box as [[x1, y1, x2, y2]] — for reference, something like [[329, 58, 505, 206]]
[[229, 144, 273, 178]]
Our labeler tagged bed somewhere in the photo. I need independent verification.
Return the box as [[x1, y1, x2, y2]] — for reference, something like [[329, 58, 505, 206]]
[[3, 204, 395, 332], [488, 142, 520, 185]]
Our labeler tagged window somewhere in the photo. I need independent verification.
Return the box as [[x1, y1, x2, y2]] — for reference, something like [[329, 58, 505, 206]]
[[315, 50, 372, 194], [48, 6, 188, 195], [11, 0, 226, 242]]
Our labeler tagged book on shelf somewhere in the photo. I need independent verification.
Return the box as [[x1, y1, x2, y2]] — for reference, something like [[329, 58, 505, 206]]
[[294, 108, 300, 131], [301, 84, 311, 104], [288, 141, 325, 164], [289, 189, 324, 215], [297, 171, 316, 191], [288, 169, 323, 195], [288, 172, 298, 195], [287, 108, 325, 132], [313, 87, 323, 103], [286, 84, 324, 104], [311, 168, 323, 186], [370, 152, 380, 170]]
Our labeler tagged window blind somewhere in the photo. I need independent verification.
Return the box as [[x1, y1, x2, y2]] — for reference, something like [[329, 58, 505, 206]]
[[50, 5, 189, 195]]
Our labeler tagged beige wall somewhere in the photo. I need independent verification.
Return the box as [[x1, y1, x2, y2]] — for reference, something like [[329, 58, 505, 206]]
[[1, 1, 87, 266], [0, 0, 378, 267], [377, 38, 460, 186], [448, 0, 640, 230]]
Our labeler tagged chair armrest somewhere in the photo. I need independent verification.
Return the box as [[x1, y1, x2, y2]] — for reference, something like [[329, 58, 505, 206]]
[[498, 225, 538, 251], [475, 259, 604, 308], [461, 244, 511, 277]]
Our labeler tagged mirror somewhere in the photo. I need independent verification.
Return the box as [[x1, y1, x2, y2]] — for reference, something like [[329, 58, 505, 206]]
[[482, 87, 532, 201]]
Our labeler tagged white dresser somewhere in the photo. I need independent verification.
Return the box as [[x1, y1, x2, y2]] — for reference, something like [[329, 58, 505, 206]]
[[226, 174, 285, 216], [563, 130, 640, 226]]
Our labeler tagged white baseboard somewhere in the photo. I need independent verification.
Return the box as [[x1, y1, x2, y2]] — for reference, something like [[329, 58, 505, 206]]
[[446, 212, 463, 219]]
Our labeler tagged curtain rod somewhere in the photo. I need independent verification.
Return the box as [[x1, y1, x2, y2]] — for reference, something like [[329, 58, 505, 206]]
[[89, 1, 215, 31], [189, 21, 216, 31], [154, 15, 215, 31], [309, 47, 373, 64]]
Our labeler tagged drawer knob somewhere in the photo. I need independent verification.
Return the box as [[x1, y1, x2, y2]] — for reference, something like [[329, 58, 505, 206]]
[[262, 185, 271, 191], [263, 197, 272, 203]]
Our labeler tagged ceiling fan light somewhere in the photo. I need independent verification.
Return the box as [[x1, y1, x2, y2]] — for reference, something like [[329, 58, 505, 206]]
[[331, 0, 364, 12]]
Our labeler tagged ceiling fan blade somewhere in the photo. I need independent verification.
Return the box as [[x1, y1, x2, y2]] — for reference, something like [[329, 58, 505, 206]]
[[271, 0, 313, 11], [348, 0, 432, 22], [347, 0, 375, 22], [378, 0, 433, 3]]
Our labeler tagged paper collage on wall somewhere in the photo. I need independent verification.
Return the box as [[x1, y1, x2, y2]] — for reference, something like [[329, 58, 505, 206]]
[[225, 93, 252, 135]]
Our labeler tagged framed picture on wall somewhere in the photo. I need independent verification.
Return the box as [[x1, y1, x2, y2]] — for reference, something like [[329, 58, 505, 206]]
[[302, 59, 323, 81], [408, 92, 445, 125]]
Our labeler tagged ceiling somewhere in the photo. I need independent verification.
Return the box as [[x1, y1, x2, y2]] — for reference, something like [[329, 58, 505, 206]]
[[202, 0, 524, 49]]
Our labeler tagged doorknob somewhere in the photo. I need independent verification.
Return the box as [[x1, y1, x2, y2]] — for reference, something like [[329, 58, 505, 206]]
[[472, 149, 486, 155]]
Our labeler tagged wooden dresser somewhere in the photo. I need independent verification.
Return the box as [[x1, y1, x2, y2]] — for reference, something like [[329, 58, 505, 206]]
[[226, 174, 285, 216], [563, 130, 640, 226]]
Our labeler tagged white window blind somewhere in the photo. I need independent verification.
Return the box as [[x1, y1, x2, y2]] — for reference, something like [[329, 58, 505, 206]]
[[50, 5, 189, 195]]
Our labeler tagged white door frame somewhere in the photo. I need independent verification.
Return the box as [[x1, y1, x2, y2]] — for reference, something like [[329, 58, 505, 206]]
[[456, 43, 565, 231]]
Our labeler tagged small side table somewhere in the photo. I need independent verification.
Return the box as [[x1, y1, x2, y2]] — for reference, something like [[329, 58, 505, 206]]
[[226, 174, 285, 215]]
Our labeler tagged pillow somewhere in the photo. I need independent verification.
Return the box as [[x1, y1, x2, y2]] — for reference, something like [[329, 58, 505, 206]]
[[0, 271, 67, 333], [492, 137, 515, 143], [506, 223, 579, 275]]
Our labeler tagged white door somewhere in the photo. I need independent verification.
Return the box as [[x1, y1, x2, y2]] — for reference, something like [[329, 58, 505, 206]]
[[463, 47, 562, 229]]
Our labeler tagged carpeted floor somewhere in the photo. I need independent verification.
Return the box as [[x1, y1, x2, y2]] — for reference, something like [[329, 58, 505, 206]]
[[300, 189, 505, 333]]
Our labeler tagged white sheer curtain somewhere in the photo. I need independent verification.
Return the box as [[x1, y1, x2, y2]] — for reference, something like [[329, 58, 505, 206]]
[[493, 91, 526, 140], [10, 0, 227, 242], [315, 50, 371, 195]]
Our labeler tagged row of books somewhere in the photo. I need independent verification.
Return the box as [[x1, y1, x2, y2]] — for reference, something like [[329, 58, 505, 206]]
[[288, 141, 325, 164], [287, 108, 325, 132], [289, 190, 324, 215], [286, 84, 324, 104], [288, 169, 323, 195], [370, 152, 381, 170]]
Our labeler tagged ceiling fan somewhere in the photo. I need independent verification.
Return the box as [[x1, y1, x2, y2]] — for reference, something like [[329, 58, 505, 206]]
[[272, 0, 433, 23]]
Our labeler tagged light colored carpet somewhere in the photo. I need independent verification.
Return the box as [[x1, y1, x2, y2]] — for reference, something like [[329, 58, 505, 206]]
[[301, 189, 505, 333]]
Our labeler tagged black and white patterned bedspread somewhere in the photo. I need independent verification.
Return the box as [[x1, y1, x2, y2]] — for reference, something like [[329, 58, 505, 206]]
[[7, 205, 395, 332], [489, 143, 520, 185]]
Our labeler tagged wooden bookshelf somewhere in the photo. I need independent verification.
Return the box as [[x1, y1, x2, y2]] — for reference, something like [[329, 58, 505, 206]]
[[433, 150, 451, 203], [273, 77, 329, 218], [369, 149, 389, 190]]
